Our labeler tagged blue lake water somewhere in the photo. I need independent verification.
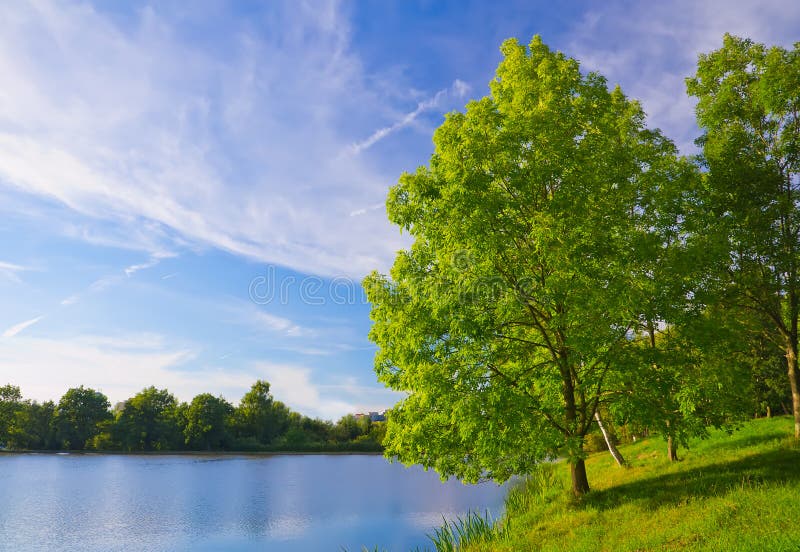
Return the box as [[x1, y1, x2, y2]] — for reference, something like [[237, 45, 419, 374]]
[[0, 453, 508, 551]]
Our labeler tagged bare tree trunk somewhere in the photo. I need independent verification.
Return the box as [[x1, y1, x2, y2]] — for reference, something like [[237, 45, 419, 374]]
[[570, 458, 590, 496], [594, 411, 626, 466]]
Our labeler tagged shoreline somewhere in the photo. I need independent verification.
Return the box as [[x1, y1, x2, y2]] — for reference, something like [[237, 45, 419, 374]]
[[0, 449, 385, 457]]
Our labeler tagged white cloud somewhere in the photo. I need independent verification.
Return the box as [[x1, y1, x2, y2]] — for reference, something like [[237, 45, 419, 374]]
[[60, 295, 79, 306], [124, 251, 175, 277], [253, 310, 309, 338], [347, 79, 471, 155], [0, 261, 26, 272], [0, 332, 395, 419], [0, 1, 436, 278], [0, 333, 217, 405], [253, 362, 397, 420], [564, 0, 800, 154], [0, 261, 27, 283], [349, 203, 384, 217], [2, 315, 44, 338]]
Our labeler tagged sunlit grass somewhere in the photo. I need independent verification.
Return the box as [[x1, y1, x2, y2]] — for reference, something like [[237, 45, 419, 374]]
[[462, 416, 800, 551]]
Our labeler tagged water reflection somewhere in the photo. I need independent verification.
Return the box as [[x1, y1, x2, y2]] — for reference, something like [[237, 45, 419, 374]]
[[0, 454, 507, 551]]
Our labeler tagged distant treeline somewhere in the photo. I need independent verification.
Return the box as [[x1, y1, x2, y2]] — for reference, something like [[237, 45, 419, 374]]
[[0, 381, 385, 453]]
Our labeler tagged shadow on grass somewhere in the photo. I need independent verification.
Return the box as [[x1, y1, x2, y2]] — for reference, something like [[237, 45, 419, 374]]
[[692, 429, 788, 455], [584, 446, 800, 512]]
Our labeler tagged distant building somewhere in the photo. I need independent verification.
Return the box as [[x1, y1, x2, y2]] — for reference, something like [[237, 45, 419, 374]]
[[354, 410, 387, 422]]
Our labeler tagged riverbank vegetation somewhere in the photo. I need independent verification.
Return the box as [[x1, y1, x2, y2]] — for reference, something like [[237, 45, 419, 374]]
[[0, 381, 385, 453], [453, 416, 800, 551]]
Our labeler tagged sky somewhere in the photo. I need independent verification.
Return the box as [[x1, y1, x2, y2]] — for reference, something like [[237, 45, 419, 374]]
[[0, 0, 798, 420]]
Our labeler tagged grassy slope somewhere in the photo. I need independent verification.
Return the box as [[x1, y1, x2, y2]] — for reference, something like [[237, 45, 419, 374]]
[[468, 416, 800, 551]]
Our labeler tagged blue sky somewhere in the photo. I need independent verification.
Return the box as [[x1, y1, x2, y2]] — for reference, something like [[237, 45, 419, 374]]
[[0, 0, 798, 419]]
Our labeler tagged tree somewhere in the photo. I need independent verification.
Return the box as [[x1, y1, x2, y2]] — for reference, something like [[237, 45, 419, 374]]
[[183, 393, 233, 450], [0, 384, 23, 447], [232, 380, 289, 446], [53, 386, 111, 450], [364, 36, 683, 495], [612, 307, 751, 462], [686, 34, 800, 438], [115, 387, 182, 451], [332, 414, 363, 442], [19, 400, 58, 450]]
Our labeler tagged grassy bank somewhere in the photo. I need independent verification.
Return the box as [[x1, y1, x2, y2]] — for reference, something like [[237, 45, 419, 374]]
[[456, 416, 800, 551]]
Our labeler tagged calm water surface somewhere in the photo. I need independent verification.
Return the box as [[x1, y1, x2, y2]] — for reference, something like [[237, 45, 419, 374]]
[[0, 453, 507, 551]]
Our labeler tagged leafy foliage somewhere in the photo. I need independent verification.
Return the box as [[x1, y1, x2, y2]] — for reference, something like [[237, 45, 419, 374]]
[[365, 35, 687, 494], [115, 387, 183, 451], [686, 34, 800, 437], [0, 382, 385, 453], [53, 386, 111, 450]]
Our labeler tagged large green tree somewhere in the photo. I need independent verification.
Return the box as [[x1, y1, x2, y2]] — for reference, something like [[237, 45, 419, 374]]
[[53, 386, 111, 450], [183, 393, 233, 450], [365, 36, 683, 495], [115, 387, 182, 451], [687, 34, 800, 438], [231, 380, 289, 446]]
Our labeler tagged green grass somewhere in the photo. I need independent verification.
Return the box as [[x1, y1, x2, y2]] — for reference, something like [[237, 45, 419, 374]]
[[462, 416, 800, 551]]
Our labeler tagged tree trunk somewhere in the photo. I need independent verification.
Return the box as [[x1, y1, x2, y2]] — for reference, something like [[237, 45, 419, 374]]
[[594, 411, 626, 466], [787, 344, 800, 439], [570, 458, 590, 496], [665, 418, 678, 461], [667, 433, 678, 461]]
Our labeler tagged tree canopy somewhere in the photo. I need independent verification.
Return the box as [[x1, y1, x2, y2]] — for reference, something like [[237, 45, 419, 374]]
[[53, 386, 111, 450], [365, 36, 689, 495], [686, 34, 800, 437]]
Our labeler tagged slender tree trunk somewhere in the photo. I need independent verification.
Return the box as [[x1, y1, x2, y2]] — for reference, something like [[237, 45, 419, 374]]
[[570, 458, 590, 496], [594, 411, 626, 466], [666, 419, 678, 461], [667, 434, 678, 462], [786, 343, 800, 439]]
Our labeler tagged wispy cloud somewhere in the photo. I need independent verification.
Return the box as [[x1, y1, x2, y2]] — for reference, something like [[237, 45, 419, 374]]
[[0, 332, 393, 419], [253, 362, 357, 420], [0, 261, 29, 283], [349, 203, 384, 217], [0, 261, 26, 272], [0, 332, 205, 404], [60, 295, 79, 306], [0, 1, 429, 277], [2, 315, 44, 338], [347, 79, 471, 155], [564, 0, 800, 154], [253, 310, 309, 338], [124, 252, 175, 277]]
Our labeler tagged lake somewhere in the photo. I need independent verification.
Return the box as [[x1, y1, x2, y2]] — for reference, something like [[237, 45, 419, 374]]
[[0, 453, 508, 551]]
